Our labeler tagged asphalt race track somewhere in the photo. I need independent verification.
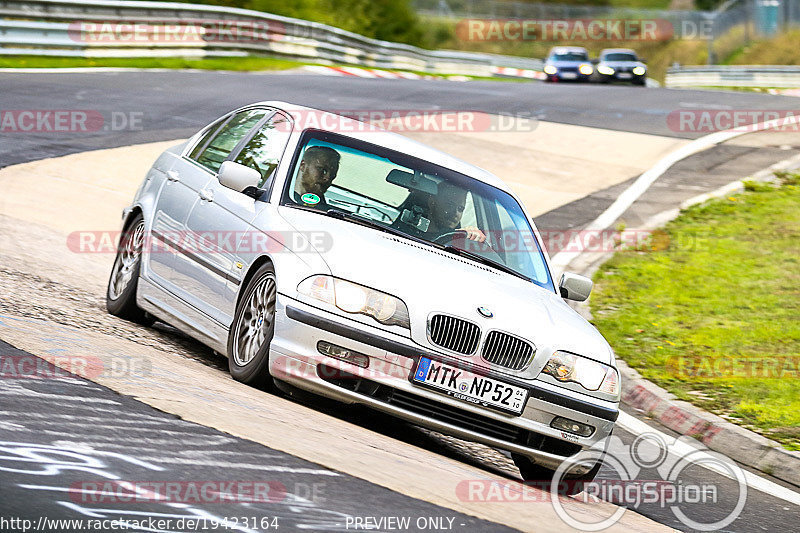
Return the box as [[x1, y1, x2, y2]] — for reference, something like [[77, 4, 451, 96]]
[[2, 71, 800, 532], [2, 71, 800, 167]]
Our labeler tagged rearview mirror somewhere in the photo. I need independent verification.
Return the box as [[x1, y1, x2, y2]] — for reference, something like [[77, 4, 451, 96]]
[[386, 169, 438, 195], [218, 161, 261, 194], [559, 272, 593, 301]]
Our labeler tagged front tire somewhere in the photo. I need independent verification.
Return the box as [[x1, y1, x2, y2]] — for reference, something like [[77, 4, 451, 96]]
[[228, 263, 277, 388], [106, 214, 154, 325]]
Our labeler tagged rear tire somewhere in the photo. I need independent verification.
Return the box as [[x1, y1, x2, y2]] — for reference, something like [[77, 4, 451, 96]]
[[106, 214, 155, 326], [227, 263, 277, 389], [512, 453, 602, 496]]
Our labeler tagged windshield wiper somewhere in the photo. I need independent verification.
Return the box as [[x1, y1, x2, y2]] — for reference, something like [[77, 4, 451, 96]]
[[325, 210, 434, 245], [287, 205, 531, 281], [442, 245, 531, 283]]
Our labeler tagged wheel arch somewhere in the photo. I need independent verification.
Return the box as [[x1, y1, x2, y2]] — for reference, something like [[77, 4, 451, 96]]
[[121, 206, 144, 232], [236, 255, 276, 309]]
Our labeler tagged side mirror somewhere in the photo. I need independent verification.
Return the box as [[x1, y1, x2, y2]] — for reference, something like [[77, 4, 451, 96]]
[[559, 272, 593, 301], [218, 161, 261, 194]]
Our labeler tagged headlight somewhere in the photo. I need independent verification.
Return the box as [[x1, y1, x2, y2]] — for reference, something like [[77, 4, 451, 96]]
[[543, 65, 557, 75], [298, 275, 410, 329], [578, 64, 593, 75], [633, 66, 646, 76], [597, 65, 614, 75], [541, 350, 620, 396]]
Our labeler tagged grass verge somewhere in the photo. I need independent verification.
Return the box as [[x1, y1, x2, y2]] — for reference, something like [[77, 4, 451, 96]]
[[590, 172, 800, 450], [0, 55, 305, 71], [0, 55, 528, 81]]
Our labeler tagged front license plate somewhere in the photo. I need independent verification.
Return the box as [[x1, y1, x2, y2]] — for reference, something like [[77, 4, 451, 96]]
[[560, 72, 577, 79], [412, 357, 527, 415], [617, 72, 633, 79]]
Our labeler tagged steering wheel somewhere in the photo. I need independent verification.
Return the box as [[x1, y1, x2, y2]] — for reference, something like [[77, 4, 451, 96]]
[[432, 230, 505, 263], [432, 230, 468, 245]]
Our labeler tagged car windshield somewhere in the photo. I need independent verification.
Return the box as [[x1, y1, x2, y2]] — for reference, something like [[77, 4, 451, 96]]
[[551, 52, 588, 61], [282, 131, 554, 291], [603, 53, 638, 62]]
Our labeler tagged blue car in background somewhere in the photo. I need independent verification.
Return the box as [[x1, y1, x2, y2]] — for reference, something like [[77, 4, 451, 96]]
[[543, 47, 594, 82]]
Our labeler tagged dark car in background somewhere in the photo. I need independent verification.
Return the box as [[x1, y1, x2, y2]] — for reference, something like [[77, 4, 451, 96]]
[[543, 46, 594, 82], [594, 48, 647, 85]]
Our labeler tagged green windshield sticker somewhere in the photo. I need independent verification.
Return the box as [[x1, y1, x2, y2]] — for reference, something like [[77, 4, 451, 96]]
[[301, 193, 320, 205]]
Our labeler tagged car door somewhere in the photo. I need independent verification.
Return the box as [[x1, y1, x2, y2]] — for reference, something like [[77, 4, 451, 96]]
[[177, 111, 292, 327], [147, 114, 229, 287]]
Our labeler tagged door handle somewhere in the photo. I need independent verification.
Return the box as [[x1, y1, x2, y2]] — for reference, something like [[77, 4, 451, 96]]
[[166, 170, 180, 182], [199, 189, 214, 202]]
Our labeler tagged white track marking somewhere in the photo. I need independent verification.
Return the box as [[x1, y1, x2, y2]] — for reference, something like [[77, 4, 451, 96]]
[[551, 114, 800, 270], [617, 412, 800, 507]]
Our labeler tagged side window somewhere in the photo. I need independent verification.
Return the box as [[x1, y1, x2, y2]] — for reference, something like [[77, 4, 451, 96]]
[[233, 113, 292, 187], [460, 192, 477, 228], [187, 116, 227, 161], [193, 109, 267, 173]]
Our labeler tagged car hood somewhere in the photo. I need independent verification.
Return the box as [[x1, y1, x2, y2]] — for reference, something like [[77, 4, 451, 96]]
[[277, 207, 612, 366], [547, 60, 589, 67], [600, 60, 646, 69]]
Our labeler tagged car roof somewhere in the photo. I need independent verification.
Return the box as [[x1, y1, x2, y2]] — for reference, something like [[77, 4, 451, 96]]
[[600, 48, 637, 55], [252, 101, 509, 191], [549, 46, 588, 54]]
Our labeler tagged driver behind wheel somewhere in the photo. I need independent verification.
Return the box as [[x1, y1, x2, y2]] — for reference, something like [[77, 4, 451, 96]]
[[425, 181, 487, 243], [395, 181, 487, 243]]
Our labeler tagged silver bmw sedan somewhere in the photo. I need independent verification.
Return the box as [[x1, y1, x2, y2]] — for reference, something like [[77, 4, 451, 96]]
[[107, 102, 620, 492]]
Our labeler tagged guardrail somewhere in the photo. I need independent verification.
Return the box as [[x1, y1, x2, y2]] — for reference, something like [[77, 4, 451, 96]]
[[666, 65, 800, 88], [0, 0, 543, 76]]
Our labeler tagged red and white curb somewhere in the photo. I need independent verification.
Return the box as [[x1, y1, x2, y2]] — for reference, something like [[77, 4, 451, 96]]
[[300, 65, 431, 79], [490, 66, 545, 80], [768, 88, 800, 97], [301, 64, 542, 81]]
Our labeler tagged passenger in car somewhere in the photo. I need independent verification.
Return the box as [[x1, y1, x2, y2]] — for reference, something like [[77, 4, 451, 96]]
[[293, 145, 340, 209]]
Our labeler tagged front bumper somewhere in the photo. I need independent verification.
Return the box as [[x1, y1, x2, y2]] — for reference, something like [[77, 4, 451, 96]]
[[599, 72, 646, 83], [548, 70, 591, 82], [270, 295, 618, 473]]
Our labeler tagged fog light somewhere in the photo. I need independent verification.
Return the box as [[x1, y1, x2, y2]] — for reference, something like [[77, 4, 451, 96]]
[[551, 416, 594, 437], [317, 341, 369, 368]]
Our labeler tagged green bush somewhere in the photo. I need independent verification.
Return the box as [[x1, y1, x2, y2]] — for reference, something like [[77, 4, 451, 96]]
[[164, 0, 424, 45]]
